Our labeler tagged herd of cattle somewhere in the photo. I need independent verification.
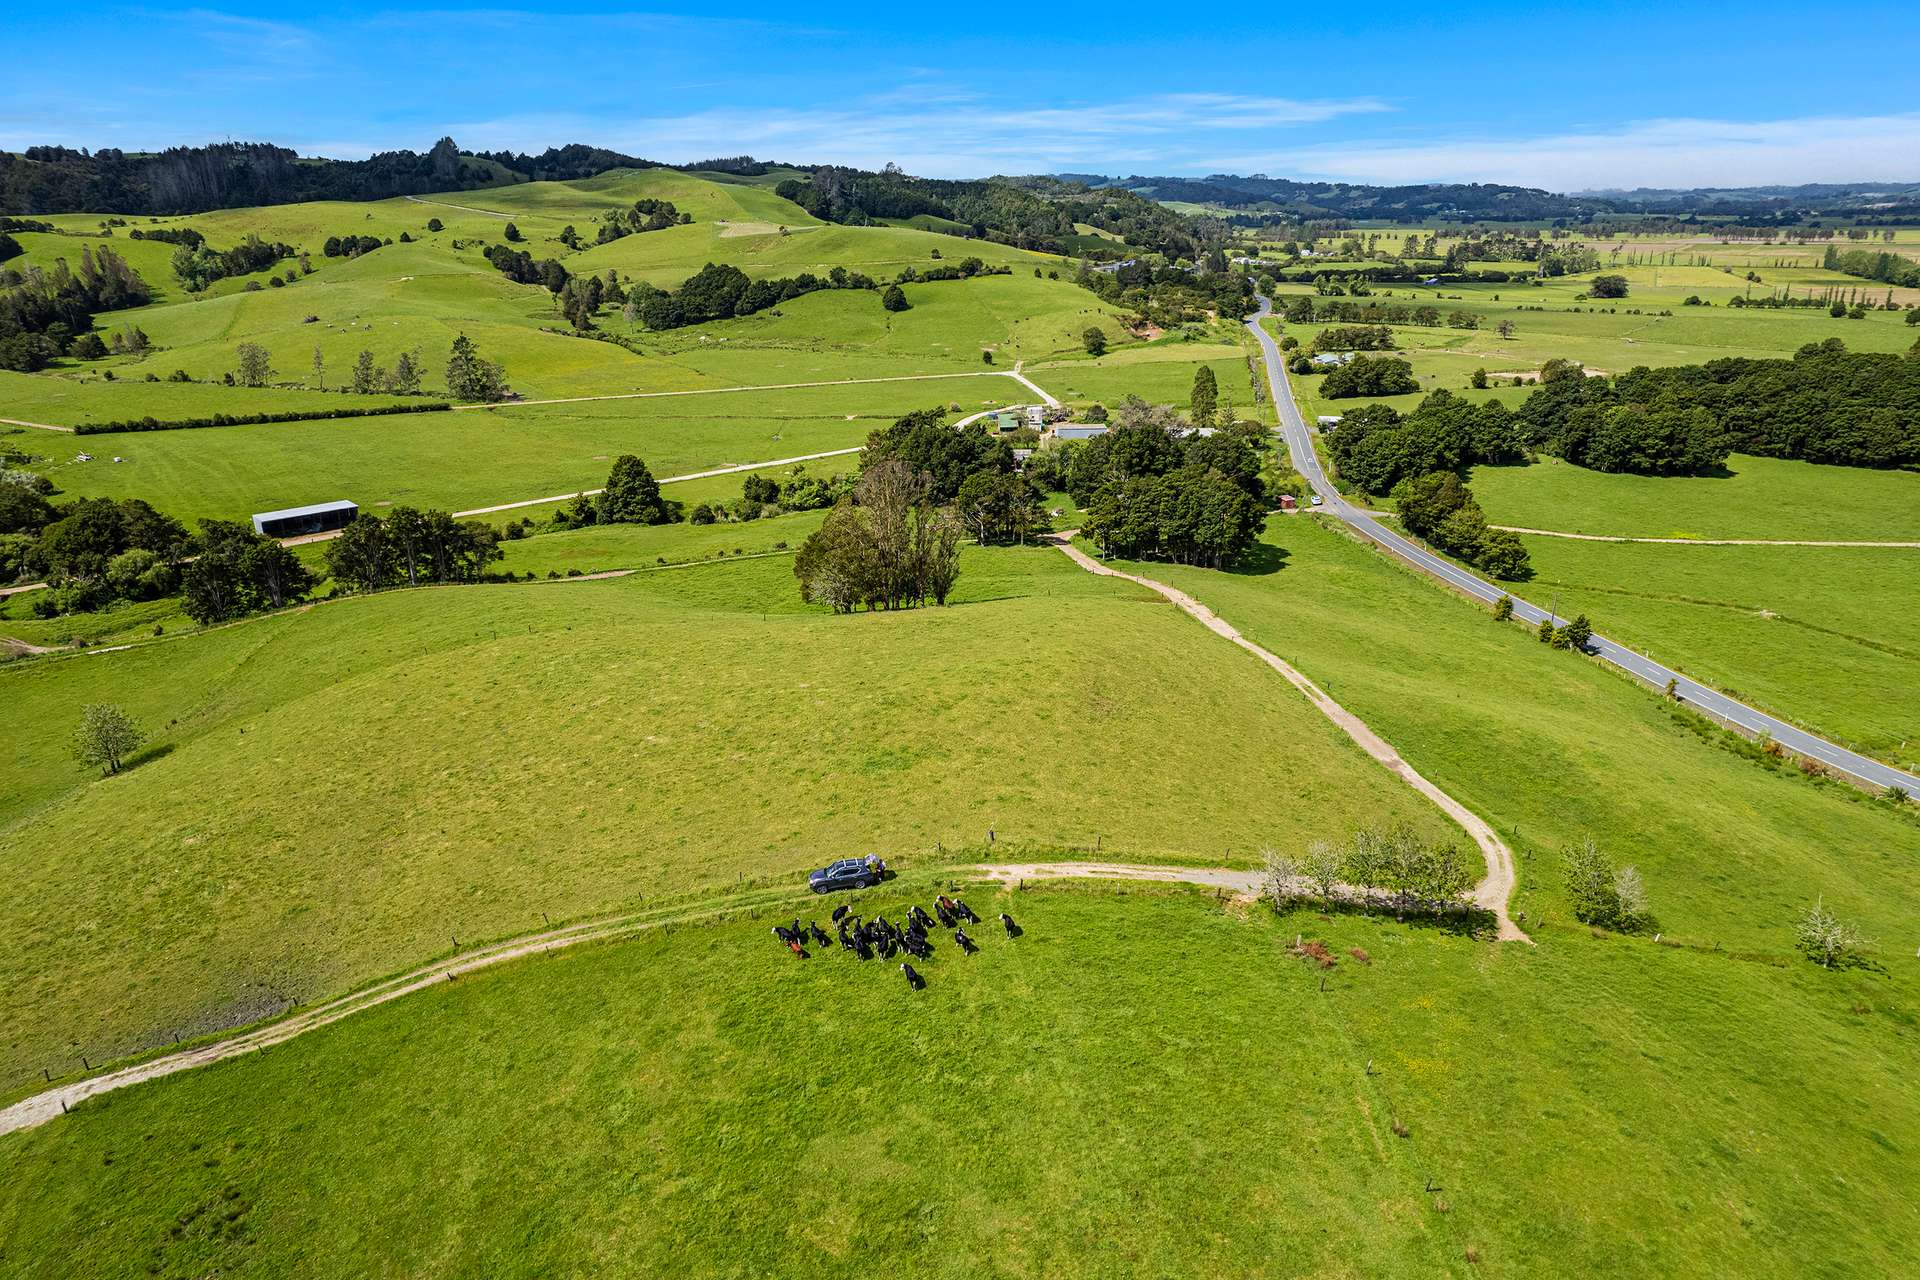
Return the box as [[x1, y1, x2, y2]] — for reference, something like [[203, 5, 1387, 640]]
[[770, 894, 1021, 990]]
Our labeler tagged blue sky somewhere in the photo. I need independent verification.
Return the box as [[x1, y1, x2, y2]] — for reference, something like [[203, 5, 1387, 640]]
[[5, 3, 1919, 189]]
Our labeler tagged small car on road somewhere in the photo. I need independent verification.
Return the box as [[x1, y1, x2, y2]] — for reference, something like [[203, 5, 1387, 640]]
[[809, 858, 880, 893]]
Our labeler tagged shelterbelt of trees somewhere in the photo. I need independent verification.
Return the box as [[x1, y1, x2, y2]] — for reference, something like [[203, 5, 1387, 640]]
[[1328, 339, 1920, 497]]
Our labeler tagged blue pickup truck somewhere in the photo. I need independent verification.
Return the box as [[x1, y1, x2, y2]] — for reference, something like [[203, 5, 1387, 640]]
[[808, 858, 881, 893]]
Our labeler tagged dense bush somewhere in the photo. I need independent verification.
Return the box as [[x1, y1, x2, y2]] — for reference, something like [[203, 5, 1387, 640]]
[[1320, 354, 1418, 398], [1325, 391, 1527, 495], [323, 507, 502, 593], [1514, 341, 1916, 471], [793, 461, 961, 612], [1389, 471, 1531, 579], [74, 402, 450, 435], [172, 233, 293, 289]]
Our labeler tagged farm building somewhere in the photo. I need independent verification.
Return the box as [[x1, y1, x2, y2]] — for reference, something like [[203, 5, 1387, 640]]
[[251, 500, 358, 538], [1050, 424, 1109, 441], [1310, 352, 1352, 367], [1316, 414, 1343, 427]]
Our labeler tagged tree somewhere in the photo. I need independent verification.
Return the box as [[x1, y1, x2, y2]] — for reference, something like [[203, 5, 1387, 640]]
[[599, 455, 671, 524], [1795, 899, 1866, 968], [503, 222, 523, 243], [72, 703, 144, 776], [1492, 594, 1513, 621], [387, 350, 421, 394], [1190, 365, 1218, 422], [351, 349, 378, 395], [1558, 613, 1592, 650], [1303, 840, 1343, 904], [1561, 839, 1649, 931], [445, 333, 505, 402], [1470, 367, 1488, 389], [881, 283, 910, 312], [1589, 274, 1629, 299], [234, 341, 273, 387], [1082, 326, 1108, 357], [311, 346, 325, 390], [324, 515, 396, 593], [1496, 319, 1516, 339], [426, 217, 444, 233]]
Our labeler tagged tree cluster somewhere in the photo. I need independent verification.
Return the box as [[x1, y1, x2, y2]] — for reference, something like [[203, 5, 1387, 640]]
[[172, 233, 293, 290], [1068, 399, 1267, 568], [860, 407, 1014, 500], [1560, 839, 1651, 932], [8, 495, 186, 613], [793, 460, 962, 612], [323, 507, 503, 593], [1390, 471, 1531, 580], [1262, 825, 1477, 917], [1318, 354, 1419, 398], [0, 246, 151, 370], [630, 261, 877, 329], [595, 198, 688, 244], [1326, 390, 1528, 495], [180, 519, 316, 622], [321, 234, 385, 259]]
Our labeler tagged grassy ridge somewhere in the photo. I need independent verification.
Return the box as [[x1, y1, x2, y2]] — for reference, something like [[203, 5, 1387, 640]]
[[0, 887, 1912, 1277], [0, 548, 1449, 1093]]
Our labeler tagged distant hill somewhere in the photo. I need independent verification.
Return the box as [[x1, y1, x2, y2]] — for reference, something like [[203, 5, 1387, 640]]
[[1055, 172, 1920, 223]]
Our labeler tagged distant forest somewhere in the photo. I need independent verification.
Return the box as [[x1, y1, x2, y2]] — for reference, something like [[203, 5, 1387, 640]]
[[0, 138, 670, 215]]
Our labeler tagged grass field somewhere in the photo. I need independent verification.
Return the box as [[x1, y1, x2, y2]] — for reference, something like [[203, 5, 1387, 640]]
[[1264, 258, 1919, 422], [1105, 516, 1920, 950], [0, 546, 1452, 1096], [1469, 454, 1920, 541], [36, 376, 999, 523], [0, 885, 1912, 1278], [1518, 536, 1919, 765], [8, 169, 1116, 429], [1029, 335, 1276, 422]]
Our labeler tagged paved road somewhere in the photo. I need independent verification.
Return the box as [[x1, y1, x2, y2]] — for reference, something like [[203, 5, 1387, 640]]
[[1246, 295, 1920, 795]]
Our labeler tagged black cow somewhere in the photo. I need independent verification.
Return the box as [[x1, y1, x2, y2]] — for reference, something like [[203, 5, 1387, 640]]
[[954, 899, 981, 925], [771, 925, 797, 946], [954, 929, 977, 955], [809, 922, 832, 948], [831, 904, 850, 922], [1000, 912, 1021, 938], [900, 963, 925, 991], [934, 902, 955, 929]]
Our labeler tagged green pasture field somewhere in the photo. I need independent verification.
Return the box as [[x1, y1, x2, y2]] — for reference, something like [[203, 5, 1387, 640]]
[[1028, 337, 1275, 421], [1265, 256, 1919, 423], [1, 886, 1913, 1278], [1518, 537, 1919, 766], [0, 371, 417, 428], [1105, 515, 1920, 951], [7, 170, 1126, 431], [611, 271, 1132, 381], [1468, 454, 1920, 541], [39, 376, 1000, 524], [0, 546, 1451, 1094]]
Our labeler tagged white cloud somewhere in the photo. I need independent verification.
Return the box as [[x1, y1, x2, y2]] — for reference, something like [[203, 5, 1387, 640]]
[[447, 92, 1393, 175], [1240, 114, 1920, 189]]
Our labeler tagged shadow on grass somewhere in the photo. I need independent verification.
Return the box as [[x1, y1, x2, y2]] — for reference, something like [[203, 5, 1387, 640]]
[[1227, 541, 1290, 577], [1275, 896, 1496, 940], [120, 742, 175, 773]]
